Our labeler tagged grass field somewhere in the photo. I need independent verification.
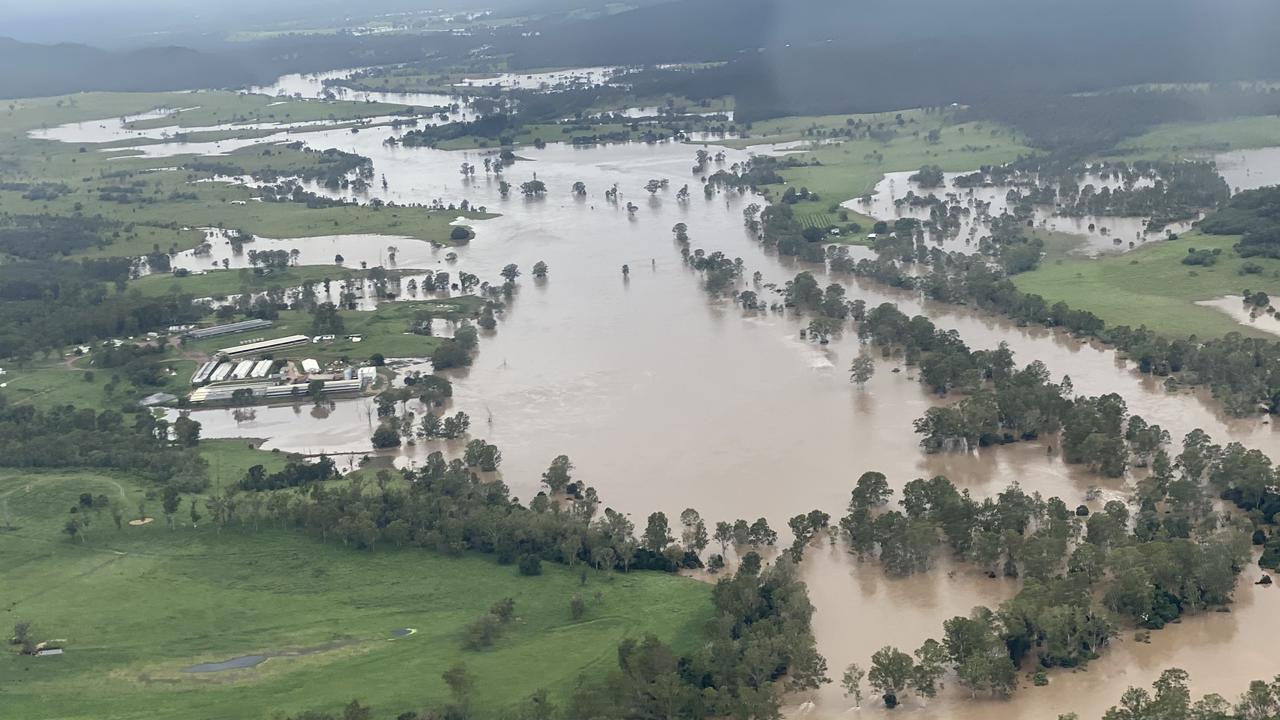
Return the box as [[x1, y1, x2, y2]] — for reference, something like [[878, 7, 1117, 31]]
[[766, 118, 1032, 220], [1013, 231, 1280, 338], [0, 355, 196, 411], [0, 468, 711, 720], [199, 439, 295, 487], [181, 296, 485, 363], [1117, 116, 1280, 159]]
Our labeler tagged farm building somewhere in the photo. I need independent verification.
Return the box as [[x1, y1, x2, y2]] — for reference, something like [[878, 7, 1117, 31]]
[[219, 335, 310, 359], [300, 358, 322, 374], [230, 360, 256, 380], [185, 319, 274, 341], [250, 359, 275, 378], [188, 378, 364, 405], [190, 360, 219, 385], [208, 362, 233, 382]]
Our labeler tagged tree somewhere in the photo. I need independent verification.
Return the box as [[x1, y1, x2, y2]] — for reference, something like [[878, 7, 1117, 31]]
[[868, 646, 915, 708], [442, 663, 476, 708], [371, 422, 401, 448], [450, 226, 471, 242], [570, 594, 586, 620], [713, 521, 733, 555], [500, 263, 520, 282], [911, 639, 948, 702], [532, 261, 548, 278], [172, 415, 201, 447], [542, 455, 573, 494], [680, 509, 709, 556], [748, 517, 777, 546], [842, 663, 866, 707], [464, 440, 502, 471], [850, 355, 876, 386], [12, 621, 32, 649], [910, 165, 945, 188], [521, 180, 547, 196], [851, 471, 892, 508], [311, 301, 345, 333], [572, 181, 587, 196], [643, 512, 672, 553], [161, 486, 181, 530]]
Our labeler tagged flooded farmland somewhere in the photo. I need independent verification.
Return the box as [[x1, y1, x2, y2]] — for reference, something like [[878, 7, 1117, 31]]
[[44, 97, 1280, 719]]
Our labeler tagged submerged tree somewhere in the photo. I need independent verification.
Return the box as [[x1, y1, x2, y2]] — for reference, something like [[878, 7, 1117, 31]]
[[542, 455, 574, 494], [842, 663, 866, 708], [868, 646, 914, 708], [850, 355, 876, 386]]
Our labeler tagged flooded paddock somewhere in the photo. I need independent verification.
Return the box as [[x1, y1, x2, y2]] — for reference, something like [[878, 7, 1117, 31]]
[[48, 103, 1280, 718]]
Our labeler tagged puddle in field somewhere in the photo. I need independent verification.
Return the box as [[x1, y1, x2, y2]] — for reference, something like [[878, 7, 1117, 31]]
[[184, 655, 267, 673]]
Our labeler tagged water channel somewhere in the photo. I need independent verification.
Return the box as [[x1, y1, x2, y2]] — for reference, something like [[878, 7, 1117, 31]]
[[41, 93, 1280, 718]]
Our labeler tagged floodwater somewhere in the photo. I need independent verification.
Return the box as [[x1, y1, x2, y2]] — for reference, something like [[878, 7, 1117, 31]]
[[30, 110, 427, 160], [1217, 147, 1280, 192], [1196, 295, 1280, 337], [850, 170, 1197, 256], [454, 66, 625, 90], [251, 69, 461, 110], [49, 106, 1280, 717]]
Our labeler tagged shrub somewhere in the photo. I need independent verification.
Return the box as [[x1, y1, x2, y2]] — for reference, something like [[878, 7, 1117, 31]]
[[371, 423, 401, 448], [463, 614, 501, 650], [490, 597, 515, 623], [518, 554, 542, 576]]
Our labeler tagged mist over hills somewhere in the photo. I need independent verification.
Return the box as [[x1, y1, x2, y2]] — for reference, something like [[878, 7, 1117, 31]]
[[7, 0, 1280, 122]]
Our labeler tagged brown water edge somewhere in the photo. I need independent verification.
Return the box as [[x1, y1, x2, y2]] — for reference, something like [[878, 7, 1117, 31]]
[[796, 547, 1277, 720], [116, 128, 1280, 717]]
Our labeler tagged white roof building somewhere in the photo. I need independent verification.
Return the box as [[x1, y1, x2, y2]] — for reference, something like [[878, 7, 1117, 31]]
[[219, 334, 310, 359]]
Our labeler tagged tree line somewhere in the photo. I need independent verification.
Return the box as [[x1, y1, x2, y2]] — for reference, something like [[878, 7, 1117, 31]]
[[838, 461, 1251, 708], [834, 229, 1280, 417]]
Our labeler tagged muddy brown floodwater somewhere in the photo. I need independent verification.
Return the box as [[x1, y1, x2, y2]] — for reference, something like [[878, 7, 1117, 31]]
[[851, 170, 1196, 256], [48, 106, 1280, 718]]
